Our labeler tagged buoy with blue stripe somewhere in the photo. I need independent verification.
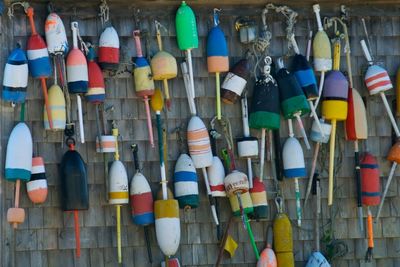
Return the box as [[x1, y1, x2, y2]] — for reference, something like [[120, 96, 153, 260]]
[[67, 21, 88, 143], [130, 144, 154, 263], [6, 122, 32, 229], [207, 8, 229, 120], [45, 12, 68, 55], [27, 156, 48, 204], [108, 125, 128, 264], [283, 119, 306, 226], [98, 26, 120, 70], [25, 6, 54, 129], [174, 154, 199, 209], [2, 45, 28, 104]]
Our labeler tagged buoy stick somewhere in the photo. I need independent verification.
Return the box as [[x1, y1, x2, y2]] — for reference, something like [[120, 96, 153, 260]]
[[313, 72, 325, 112], [155, 111, 167, 200], [180, 61, 196, 115], [309, 100, 324, 137], [95, 105, 103, 151], [259, 128, 266, 182], [365, 207, 374, 262], [144, 97, 155, 148], [74, 210, 81, 257], [295, 178, 302, 226], [163, 79, 171, 111], [312, 4, 325, 111], [354, 141, 364, 232], [77, 95, 85, 143], [202, 168, 219, 225], [376, 162, 397, 220], [144, 226, 153, 263], [295, 114, 310, 150], [216, 215, 234, 266], [187, 49, 195, 98], [306, 31, 312, 61], [216, 72, 221, 120], [244, 213, 260, 260], [380, 92, 400, 137], [116, 205, 122, 263], [328, 120, 337, 205], [247, 158, 253, 189], [12, 180, 21, 229], [315, 176, 321, 251], [304, 142, 320, 206]]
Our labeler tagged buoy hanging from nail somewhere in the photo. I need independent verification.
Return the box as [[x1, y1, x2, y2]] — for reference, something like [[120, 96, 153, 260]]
[[257, 226, 277, 267], [27, 156, 48, 204], [98, 26, 120, 70], [45, 12, 68, 55], [273, 197, 294, 267], [221, 59, 250, 104], [174, 154, 199, 209]]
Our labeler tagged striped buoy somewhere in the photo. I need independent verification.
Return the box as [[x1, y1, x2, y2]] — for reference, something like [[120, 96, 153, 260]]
[[221, 59, 250, 104], [273, 213, 294, 267], [27, 157, 48, 204], [229, 191, 254, 216], [5, 123, 32, 181], [346, 89, 367, 141], [365, 65, 392, 95], [250, 178, 268, 220], [225, 170, 254, 216], [155, 199, 181, 257], [361, 153, 380, 206], [44, 84, 66, 130], [45, 12, 68, 55], [130, 172, 154, 225], [187, 116, 213, 168], [96, 135, 117, 153], [174, 154, 199, 209], [310, 119, 331, 144], [291, 54, 318, 100], [108, 160, 129, 205], [86, 47, 105, 103], [67, 22, 88, 94], [207, 156, 226, 197], [283, 137, 306, 178], [27, 30, 51, 78], [237, 136, 258, 159], [312, 5, 331, 73], [2, 46, 28, 103], [98, 26, 120, 70]]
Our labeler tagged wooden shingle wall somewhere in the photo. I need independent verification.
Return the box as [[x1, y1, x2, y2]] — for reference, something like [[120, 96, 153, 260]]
[[1, 2, 400, 267]]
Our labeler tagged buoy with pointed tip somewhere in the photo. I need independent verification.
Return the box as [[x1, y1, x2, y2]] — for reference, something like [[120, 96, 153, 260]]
[[151, 21, 178, 110], [27, 156, 48, 204], [221, 59, 250, 104], [174, 154, 199, 209], [6, 122, 32, 229], [133, 30, 155, 148], [45, 12, 68, 55], [312, 4, 332, 110], [2, 46, 28, 103], [98, 26, 120, 70], [207, 8, 229, 120], [176, 1, 198, 100], [322, 39, 348, 206], [60, 140, 88, 258], [257, 227, 277, 267], [276, 57, 310, 150]]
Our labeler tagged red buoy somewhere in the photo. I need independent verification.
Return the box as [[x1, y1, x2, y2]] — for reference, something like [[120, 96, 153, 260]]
[[361, 153, 380, 206]]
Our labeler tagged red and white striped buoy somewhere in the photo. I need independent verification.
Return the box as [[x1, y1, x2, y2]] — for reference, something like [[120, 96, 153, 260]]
[[98, 26, 120, 70]]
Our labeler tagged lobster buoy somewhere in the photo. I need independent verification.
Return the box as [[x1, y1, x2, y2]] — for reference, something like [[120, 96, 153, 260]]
[[283, 137, 306, 178], [225, 170, 254, 216], [229, 192, 254, 216], [45, 12, 68, 55], [161, 258, 181, 267], [96, 135, 117, 153], [26, 21, 51, 78], [310, 119, 331, 144], [27, 157, 48, 204], [365, 65, 392, 95], [257, 227, 277, 267], [237, 136, 258, 159], [361, 153, 380, 206], [86, 47, 105, 103], [306, 252, 331, 267], [291, 53, 318, 101], [98, 26, 120, 70], [345, 89, 368, 141], [187, 116, 213, 168], [207, 156, 226, 197], [130, 172, 154, 225], [108, 161, 129, 205], [2, 46, 28, 103], [273, 213, 294, 267], [155, 199, 181, 257], [174, 154, 199, 209], [250, 178, 268, 220], [44, 84, 66, 130], [5, 123, 32, 181], [221, 59, 250, 104]]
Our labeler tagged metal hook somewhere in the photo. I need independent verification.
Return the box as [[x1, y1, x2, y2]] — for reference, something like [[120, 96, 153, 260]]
[[275, 196, 284, 213], [213, 8, 221, 27], [99, 0, 110, 26], [7, 1, 29, 19]]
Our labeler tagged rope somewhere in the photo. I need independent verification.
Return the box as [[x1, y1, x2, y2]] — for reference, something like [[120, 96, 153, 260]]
[[7, 1, 29, 19], [98, 0, 109, 26]]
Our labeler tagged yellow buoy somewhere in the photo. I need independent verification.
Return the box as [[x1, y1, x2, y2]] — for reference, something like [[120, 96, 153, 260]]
[[44, 84, 66, 131]]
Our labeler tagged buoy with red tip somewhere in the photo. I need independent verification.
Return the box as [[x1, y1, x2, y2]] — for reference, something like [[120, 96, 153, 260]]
[[221, 59, 250, 104], [257, 227, 277, 267], [60, 137, 88, 258], [27, 156, 48, 204], [5, 121, 32, 229], [174, 154, 199, 209], [360, 153, 380, 262], [25, 6, 53, 129], [187, 116, 219, 225], [2, 45, 28, 103], [161, 258, 181, 267], [276, 57, 311, 150], [322, 38, 348, 206], [360, 39, 400, 137], [108, 124, 129, 264], [98, 26, 120, 70], [45, 12, 68, 55], [206, 134, 226, 197], [249, 177, 268, 220], [130, 144, 154, 263], [207, 8, 229, 120], [283, 119, 306, 226], [133, 30, 155, 148], [376, 141, 400, 220], [151, 21, 178, 110], [66, 21, 88, 144]]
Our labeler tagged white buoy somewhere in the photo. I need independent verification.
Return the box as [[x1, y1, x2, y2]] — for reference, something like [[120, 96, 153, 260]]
[[207, 156, 226, 197], [174, 154, 199, 209]]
